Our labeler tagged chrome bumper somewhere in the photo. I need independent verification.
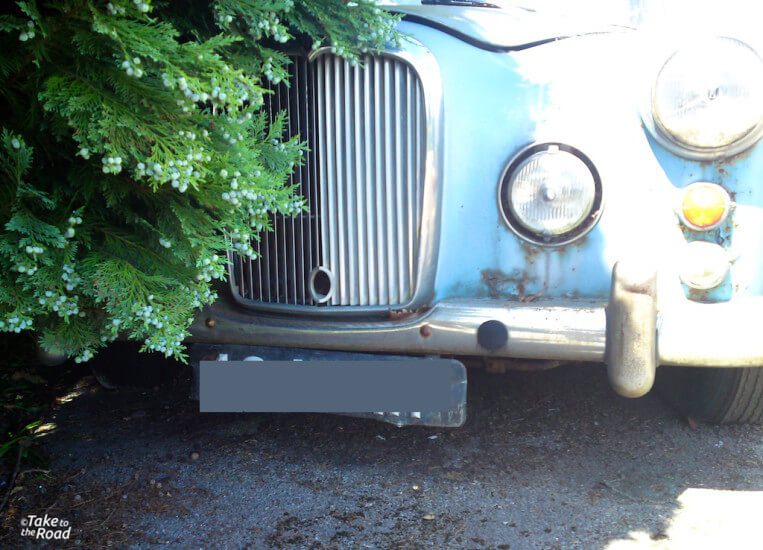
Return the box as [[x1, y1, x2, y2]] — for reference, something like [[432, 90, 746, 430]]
[[190, 298, 608, 360], [190, 263, 763, 398]]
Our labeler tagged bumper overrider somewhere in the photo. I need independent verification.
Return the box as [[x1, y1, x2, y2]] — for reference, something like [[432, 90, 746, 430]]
[[190, 260, 763, 398]]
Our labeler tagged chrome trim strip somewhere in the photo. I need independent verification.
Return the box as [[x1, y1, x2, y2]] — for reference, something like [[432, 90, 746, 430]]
[[229, 39, 443, 316], [395, 39, 444, 312]]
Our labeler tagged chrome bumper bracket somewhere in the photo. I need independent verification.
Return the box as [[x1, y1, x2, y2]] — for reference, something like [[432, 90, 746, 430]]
[[605, 261, 658, 398]]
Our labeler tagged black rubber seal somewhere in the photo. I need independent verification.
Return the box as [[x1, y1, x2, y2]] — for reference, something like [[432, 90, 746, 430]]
[[398, 13, 567, 53], [477, 320, 509, 351]]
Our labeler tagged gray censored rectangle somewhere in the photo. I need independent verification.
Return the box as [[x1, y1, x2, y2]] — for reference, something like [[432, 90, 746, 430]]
[[199, 360, 466, 413]]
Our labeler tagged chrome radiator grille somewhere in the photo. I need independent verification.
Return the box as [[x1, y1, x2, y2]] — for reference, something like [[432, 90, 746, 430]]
[[230, 52, 427, 310]]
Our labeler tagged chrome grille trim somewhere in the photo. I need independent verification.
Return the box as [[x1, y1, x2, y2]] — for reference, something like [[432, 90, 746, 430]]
[[229, 40, 443, 315], [316, 55, 421, 306]]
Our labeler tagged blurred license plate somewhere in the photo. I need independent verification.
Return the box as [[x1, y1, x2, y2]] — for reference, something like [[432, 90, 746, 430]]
[[199, 358, 466, 415]]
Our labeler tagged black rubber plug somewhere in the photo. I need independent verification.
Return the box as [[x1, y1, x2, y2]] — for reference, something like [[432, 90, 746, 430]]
[[477, 320, 508, 351]]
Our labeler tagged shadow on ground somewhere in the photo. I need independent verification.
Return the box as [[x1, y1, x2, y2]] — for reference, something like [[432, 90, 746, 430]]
[[3, 363, 762, 549]]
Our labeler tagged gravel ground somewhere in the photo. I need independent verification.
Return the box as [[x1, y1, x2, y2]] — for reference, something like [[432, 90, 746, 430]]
[[4, 362, 763, 549]]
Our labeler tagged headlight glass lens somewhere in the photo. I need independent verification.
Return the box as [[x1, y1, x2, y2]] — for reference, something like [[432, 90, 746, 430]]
[[653, 37, 763, 151], [507, 146, 596, 238], [678, 241, 729, 290]]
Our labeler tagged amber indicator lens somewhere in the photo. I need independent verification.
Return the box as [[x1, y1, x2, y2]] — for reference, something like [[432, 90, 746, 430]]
[[680, 182, 730, 230]]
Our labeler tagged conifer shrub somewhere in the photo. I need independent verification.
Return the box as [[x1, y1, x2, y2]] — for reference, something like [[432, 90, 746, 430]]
[[0, 1, 400, 361]]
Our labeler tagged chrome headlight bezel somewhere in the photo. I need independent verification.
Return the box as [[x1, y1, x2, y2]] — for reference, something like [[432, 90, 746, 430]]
[[642, 36, 763, 160], [498, 142, 604, 247]]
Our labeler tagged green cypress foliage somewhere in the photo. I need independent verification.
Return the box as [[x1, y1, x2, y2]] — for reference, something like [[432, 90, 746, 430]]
[[0, 1, 401, 361]]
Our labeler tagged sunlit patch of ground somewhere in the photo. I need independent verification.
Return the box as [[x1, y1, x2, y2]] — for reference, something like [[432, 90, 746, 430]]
[[607, 488, 763, 550]]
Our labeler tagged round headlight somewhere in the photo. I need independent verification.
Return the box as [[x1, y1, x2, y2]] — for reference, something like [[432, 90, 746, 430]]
[[652, 37, 763, 155], [499, 143, 602, 246]]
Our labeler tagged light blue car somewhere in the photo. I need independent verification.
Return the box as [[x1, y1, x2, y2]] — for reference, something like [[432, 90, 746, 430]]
[[190, 1, 763, 426]]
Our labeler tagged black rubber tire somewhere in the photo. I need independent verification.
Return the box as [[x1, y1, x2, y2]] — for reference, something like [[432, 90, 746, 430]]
[[655, 366, 763, 424]]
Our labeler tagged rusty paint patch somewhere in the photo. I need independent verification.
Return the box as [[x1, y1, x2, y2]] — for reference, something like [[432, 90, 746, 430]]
[[388, 306, 429, 321], [699, 144, 755, 171], [678, 213, 735, 247], [481, 268, 544, 302], [481, 269, 526, 299], [519, 290, 544, 303], [620, 280, 656, 295], [685, 286, 713, 303], [543, 236, 589, 259], [683, 278, 733, 303], [521, 242, 541, 264]]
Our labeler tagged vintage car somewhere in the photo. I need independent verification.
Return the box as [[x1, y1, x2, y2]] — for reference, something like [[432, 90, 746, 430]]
[[188, 0, 763, 426]]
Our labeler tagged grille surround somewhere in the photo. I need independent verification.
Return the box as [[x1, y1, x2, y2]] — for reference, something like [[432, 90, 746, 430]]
[[228, 42, 443, 316]]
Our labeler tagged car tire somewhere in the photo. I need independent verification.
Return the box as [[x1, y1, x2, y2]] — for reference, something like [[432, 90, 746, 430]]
[[655, 366, 763, 424]]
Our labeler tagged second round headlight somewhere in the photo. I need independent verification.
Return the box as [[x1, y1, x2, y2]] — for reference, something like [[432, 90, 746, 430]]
[[499, 143, 602, 246], [652, 36, 763, 155]]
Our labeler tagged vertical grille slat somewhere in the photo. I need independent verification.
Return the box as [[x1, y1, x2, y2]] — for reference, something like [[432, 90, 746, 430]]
[[323, 57, 339, 303], [353, 62, 367, 306], [285, 67, 297, 304], [383, 58, 396, 304], [362, 59, 377, 305], [394, 62, 407, 303], [345, 61, 358, 306], [373, 57, 387, 306], [406, 64, 416, 285], [292, 59, 306, 305], [269, 87, 281, 303], [231, 52, 426, 310], [310, 58, 321, 282], [334, 59, 347, 305]]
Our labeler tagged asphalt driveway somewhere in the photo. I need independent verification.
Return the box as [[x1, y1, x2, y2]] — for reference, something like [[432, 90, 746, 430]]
[[4, 363, 763, 549]]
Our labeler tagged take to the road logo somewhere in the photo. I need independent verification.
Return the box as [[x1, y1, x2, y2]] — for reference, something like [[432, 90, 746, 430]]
[[19, 514, 72, 541]]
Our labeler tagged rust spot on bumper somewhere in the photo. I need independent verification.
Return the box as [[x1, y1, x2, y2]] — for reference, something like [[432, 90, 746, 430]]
[[388, 306, 429, 321]]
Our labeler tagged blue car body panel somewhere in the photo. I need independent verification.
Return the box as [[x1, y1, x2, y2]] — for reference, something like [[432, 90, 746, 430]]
[[392, 20, 763, 305]]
